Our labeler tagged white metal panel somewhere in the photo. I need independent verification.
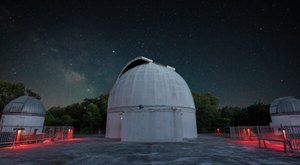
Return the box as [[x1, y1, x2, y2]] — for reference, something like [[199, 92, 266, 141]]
[[181, 108, 197, 138], [108, 63, 195, 109], [270, 96, 300, 115], [121, 110, 183, 142], [271, 115, 291, 126], [291, 116, 300, 125], [1, 115, 45, 132], [105, 112, 122, 139], [271, 115, 300, 126], [3, 96, 46, 116]]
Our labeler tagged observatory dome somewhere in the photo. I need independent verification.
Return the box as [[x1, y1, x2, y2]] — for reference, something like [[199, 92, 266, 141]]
[[269, 96, 300, 116], [106, 57, 197, 142], [3, 96, 46, 116], [108, 57, 195, 110]]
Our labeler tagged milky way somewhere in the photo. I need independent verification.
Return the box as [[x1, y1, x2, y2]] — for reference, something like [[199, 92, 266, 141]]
[[0, 1, 299, 108]]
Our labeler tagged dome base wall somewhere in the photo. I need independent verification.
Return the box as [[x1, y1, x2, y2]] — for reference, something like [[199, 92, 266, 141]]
[[270, 115, 300, 126], [105, 112, 122, 139], [121, 109, 183, 142], [0, 115, 45, 133]]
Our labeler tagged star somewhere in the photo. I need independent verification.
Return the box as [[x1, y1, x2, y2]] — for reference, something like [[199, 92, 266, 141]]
[[0, 1, 299, 109]]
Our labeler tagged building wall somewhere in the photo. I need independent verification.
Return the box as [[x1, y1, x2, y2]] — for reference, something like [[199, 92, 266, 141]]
[[181, 108, 197, 138], [106, 107, 197, 141], [105, 112, 122, 139], [0, 114, 44, 132], [121, 109, 183, 142], [270, 115, 300, 126]]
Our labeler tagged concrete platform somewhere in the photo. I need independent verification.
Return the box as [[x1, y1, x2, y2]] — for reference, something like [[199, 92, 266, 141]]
[[0, 134, 299, 165]]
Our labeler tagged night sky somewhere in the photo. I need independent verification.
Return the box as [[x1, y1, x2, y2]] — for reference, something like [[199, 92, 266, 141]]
[[1, 1, 299, 109]]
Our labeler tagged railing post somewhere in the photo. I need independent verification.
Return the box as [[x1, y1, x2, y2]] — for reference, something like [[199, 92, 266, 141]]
[[237, 126, 241, 140], [256, 126, 260, 139], [13, 127, 24, 146], [62, 126, 65, 140], [280, 124, 288, 153]]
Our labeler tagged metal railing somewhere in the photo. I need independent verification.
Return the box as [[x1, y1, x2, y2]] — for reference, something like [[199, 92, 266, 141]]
[[230, 126, 260, 141], [198, 127, 230, 134], [230, 125, 300, 153], [43, 126, 73, 141], [284, 126, 300, 152], [0, 125, 73, 146]]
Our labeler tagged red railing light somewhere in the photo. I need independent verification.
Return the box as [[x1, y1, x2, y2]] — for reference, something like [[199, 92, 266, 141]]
[[67, 128, 73, 139], [15, 130, 22, 143], [282, 129, 287, 140]]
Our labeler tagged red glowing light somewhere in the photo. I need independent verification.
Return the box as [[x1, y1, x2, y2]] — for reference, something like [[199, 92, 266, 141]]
[[247, 128, 250, 136], [4, 137, 88, 150], [216, 128, 220, 134], [228, 139, 286, 153], [237, 128, 257, 141], [282, 129, 287, 140], [15, 130, 21, 143], [67, 128, 73, 139]]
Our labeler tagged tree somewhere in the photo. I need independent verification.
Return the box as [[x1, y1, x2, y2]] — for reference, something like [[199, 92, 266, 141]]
[[81, 103, 101, 133], [26, 89, 41, 100], [45, 110, 60, 126], [224, 103, 271, 126], [78, 94, 108, 132], [0, 81, 25, 115], [246, 102, 271, 126], [231, 108, 248, 126], [45, 94, 109, 133], [46, 106, 66, 125], [219, 106, 242, 126], [96, 94, 108, 131], [47, 106, 65, 118], [192, 92, 219, 132], [60, 115, 76, 126], [64, 103, 83, 132]]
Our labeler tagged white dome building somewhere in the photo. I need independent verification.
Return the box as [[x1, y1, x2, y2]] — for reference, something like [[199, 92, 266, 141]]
[[269, 96, 300, 126], [105, 57, 197, 142], [0, 96, 46, 132]]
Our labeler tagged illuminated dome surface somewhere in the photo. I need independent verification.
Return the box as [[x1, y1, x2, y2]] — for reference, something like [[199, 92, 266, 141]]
[[269, 96, 300, 115], [3, 96, 46, 116], [106, 57, 197, 141], [108, 57, 195, 110]]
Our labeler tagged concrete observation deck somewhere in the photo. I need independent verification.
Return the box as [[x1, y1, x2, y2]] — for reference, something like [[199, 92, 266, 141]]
[[0, 134, 299, 164]]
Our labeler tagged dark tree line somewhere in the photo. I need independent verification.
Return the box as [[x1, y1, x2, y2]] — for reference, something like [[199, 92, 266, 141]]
[[193, 92, 271, 132], [46, 92, 271, 134], [45, 95, 108, 134], [1, 80, 272, 134]]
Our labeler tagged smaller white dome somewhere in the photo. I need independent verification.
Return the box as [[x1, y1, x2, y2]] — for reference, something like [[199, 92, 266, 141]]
[[270, 96, 300, 115], [3, 96, 46, 116]]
